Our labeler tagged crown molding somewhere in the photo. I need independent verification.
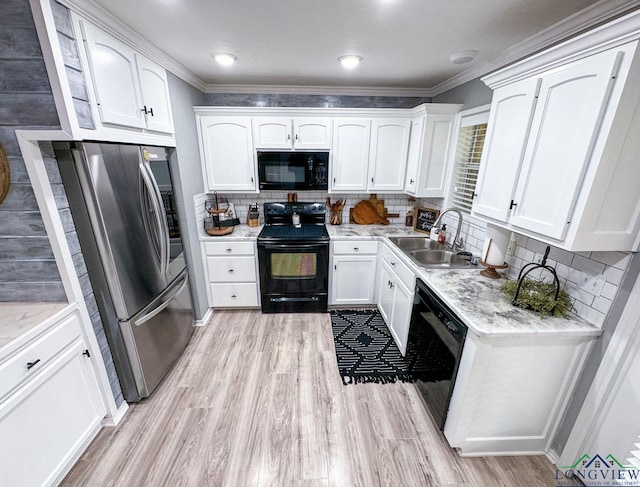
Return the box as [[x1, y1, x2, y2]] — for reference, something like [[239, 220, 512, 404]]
[[430, 0, 640, 96], [202, 83, 435, 97], [58, 0, 208, 92]]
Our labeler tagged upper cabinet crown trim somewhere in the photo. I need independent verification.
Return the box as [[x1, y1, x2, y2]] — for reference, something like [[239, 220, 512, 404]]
[[483, 9, 640, 89]]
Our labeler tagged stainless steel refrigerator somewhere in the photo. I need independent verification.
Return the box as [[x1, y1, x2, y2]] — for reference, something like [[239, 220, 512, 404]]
[[54, 142, 194, 402]]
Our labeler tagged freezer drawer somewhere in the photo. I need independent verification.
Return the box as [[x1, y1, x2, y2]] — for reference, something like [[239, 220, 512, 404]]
[[119, 270, 194, 398]]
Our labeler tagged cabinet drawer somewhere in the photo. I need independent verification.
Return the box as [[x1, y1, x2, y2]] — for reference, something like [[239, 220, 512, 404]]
[[0, 313, 82, 402], [332, 240, 378, 255], [380, 244, 415, 290], [204, 241, 255, 256], [210, 283, 259, 307], [207, 256, 257, 282]]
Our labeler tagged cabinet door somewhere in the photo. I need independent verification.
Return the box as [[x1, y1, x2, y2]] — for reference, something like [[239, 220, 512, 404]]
[[369, 119, 410, 192], [0, 342, 104, 487], [82, 21, 146, 129], [293, 118, 331, 149], [331, 119, 371, 192], [472, 78, 541, 222], [510, 50, 621, 240], [199, 116, 256, 191], [389, 278, 413, 356], [136, 55, 174, 134], [253, 118, 292, 149], [404, 116, 425, 195], [331, 255, 377, 305], [377, 260, 395, 325]]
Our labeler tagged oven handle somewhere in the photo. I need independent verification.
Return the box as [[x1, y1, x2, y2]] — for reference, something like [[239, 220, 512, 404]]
[[269, 296, 320, 303]]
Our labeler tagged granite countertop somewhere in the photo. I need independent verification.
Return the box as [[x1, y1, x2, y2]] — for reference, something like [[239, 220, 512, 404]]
[[0, 302, 69, 350], [200, 224, 263, 240]]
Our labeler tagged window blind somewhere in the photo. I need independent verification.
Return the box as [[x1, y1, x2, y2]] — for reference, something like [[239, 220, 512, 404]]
[[449, 120, 488, 213]]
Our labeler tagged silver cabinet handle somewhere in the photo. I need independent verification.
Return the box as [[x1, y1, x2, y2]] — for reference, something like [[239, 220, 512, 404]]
[[231, 294, 237, 298], [228, 269, 234, 273], [226, 248, 232, 252], [354, 247, 359, 251]]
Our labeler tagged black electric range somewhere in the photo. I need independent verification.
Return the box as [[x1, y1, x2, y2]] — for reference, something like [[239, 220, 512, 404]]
[[257, 202, 329, 313]]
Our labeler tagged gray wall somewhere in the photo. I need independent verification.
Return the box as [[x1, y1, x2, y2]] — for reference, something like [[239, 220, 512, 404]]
[[166, 73, 207, 319], [204, 93, 432, 107], [0, 0, 64, 301], [431, 78, 493, 109]]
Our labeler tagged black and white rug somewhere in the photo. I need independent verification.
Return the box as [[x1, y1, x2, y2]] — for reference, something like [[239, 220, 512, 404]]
[[330, 309, 410, 385]]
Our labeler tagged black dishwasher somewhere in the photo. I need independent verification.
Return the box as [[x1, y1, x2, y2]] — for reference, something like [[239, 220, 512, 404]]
[[408, 278, 467, 430]]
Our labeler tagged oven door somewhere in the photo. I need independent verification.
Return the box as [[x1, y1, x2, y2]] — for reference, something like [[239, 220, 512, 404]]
[[257, 241, 329, 312]]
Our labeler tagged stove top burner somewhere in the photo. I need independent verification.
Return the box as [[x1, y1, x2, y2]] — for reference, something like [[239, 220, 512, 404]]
[[257, 224, 329, 241]]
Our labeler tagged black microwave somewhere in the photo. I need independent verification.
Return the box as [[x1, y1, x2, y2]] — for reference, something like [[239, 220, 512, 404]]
[[257, 151, 329, 190]]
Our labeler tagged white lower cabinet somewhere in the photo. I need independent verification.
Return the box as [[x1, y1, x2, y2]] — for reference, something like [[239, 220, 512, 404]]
[[376, 244, 415, 356], [330, 240, 378, 305], [203, 240, 260, 308], [0, 309, 105, 487], [444, 331, 594, 455]]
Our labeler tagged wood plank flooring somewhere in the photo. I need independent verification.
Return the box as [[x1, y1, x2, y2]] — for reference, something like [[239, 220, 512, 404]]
[[62, 310, 569, 486]]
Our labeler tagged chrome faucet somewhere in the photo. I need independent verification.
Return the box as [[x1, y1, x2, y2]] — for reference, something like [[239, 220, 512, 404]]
[[433, 208, 464, 251]]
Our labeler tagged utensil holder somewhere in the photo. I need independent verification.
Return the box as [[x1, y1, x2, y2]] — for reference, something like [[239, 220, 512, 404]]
[[330, 209, 342, 225]]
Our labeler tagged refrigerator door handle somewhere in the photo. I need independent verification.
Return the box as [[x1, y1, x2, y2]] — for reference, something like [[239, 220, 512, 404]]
[[135, 273, 188, 327], [139, 161, 170, 274]]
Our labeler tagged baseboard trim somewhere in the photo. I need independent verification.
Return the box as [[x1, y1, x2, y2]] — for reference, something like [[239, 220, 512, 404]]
[[101, 400, 129, 427], [194, 307, 214, 327]]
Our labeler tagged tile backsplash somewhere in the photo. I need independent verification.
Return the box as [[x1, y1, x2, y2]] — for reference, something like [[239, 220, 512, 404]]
[[418, 197, 630, 327]]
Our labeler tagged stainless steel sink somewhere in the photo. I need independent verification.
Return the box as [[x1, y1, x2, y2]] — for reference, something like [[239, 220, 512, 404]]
[[388, 236, 444, 251], [388, 236, 473, 269], [409, 249, 472, 268]]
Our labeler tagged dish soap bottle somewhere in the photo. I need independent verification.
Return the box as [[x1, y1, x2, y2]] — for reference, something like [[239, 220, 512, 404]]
[[438, 224, 447, 244]]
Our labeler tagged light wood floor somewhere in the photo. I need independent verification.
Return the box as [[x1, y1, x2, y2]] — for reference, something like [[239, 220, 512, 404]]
[[63, 310, 569, 486]]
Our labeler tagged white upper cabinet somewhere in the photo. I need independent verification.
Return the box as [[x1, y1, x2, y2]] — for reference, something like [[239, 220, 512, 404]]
[[197, 116, 257, 192], [509, 50, 620, 240], [331, 119, 371, 192], [472, 78, 540, 222], [476, 15, 640, 252], [368, 119, 410, 192], [136, 56, 174, 134], [81, 20, 174, 134], [253, 118, 331, 149], [404, 108, 460, 197]]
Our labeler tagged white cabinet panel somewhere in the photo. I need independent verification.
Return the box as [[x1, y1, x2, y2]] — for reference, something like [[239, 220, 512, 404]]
[[136, 55, 174, 134], [405, 111, 459, 197], [82, 21, 145, 129], [198, 116, 257, 192], [293, 118, 331, 149], [509, 51, 620, 240], [331, 119, 371, 192], [209, 283, 259, 307], [368, 119, 410, 192], [389, 277, 412, 356], [253, 118, 331, 149], [331, 255, 377, 305], [81, 19, 173, 134], [207, 256, 257, 282], [473, 78, 540, 222]]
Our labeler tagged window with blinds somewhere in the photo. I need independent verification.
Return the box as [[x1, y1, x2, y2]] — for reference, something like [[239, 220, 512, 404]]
[[448, 109, 489, 213]]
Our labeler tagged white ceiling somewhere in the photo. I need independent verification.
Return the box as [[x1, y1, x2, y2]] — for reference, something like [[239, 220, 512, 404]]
[[86, 0, 632, 95]]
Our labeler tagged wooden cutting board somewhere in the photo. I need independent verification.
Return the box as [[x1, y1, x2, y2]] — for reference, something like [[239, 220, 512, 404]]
[[349, 194, 399, 223]]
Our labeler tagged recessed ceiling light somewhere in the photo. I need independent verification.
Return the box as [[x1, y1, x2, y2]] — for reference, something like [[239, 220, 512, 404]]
[[338, 55, 363, 69], [213, 53, 237, 66], [449, 50, 477, 64]]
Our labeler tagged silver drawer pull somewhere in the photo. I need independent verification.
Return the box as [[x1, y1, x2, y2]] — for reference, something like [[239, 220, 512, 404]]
[[353, 247, 359, 251], [231, 294, 237, 298], [26, 359, 41, 370], [390, 261, 396, 266], [226, 248, 232, 252], [228, 269, 234, 273]]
